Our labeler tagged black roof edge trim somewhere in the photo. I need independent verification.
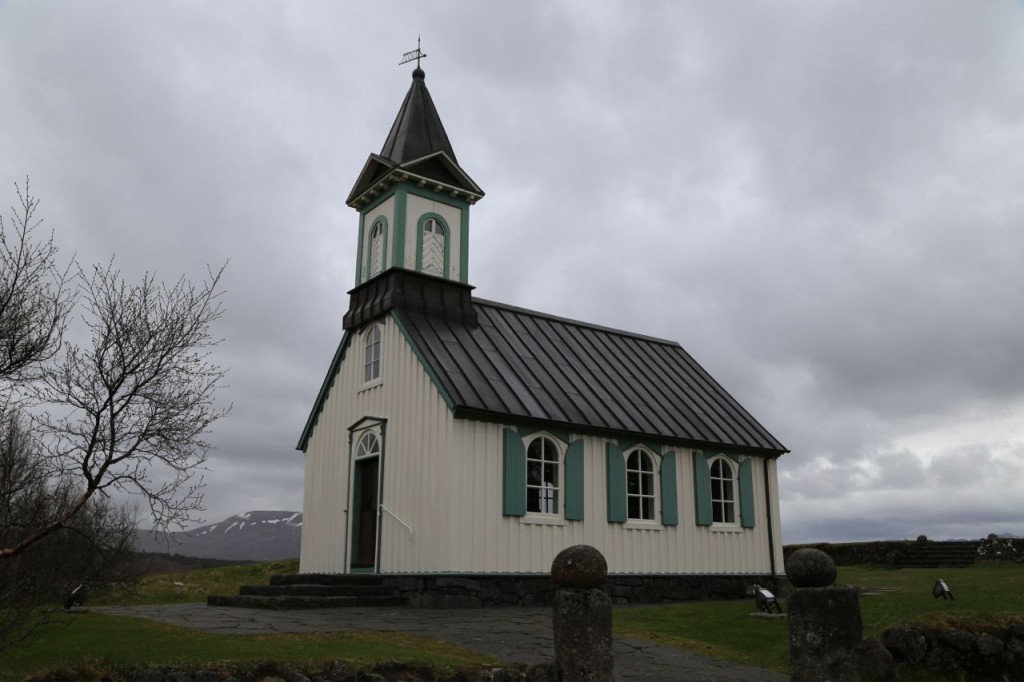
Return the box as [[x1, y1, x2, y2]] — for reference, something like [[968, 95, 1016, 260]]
[[296, 330, 352, 452], [452, 407, 788, 457]]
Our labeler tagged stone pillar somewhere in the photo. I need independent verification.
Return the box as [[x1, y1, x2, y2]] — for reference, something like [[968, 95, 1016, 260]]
[[786, 548, 893, 682], [551, 545, 613, 682]]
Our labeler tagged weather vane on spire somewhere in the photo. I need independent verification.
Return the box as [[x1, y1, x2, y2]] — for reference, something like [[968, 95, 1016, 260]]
[[400, 36, 427, 68]]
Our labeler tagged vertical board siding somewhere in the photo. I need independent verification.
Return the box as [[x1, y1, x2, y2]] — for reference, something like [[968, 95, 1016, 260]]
[[301, 316, 781, 576]]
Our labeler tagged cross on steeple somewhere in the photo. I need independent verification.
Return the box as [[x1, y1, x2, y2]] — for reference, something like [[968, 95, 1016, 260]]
[[399, 36, 427, 69]]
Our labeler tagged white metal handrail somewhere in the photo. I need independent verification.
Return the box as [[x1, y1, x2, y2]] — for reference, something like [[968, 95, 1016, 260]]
[[378, 503, 414, 540]]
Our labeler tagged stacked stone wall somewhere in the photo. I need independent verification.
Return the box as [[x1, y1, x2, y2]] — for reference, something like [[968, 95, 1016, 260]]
[[784, 541, 907, 566], [382, 573, 775, 607], [883, 621, 1024, 681]]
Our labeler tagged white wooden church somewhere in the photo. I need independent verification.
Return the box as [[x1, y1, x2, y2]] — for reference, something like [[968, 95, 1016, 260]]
[[297, 64, 788, 589]]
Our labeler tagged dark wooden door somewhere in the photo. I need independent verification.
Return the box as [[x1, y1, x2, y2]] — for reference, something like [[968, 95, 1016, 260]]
[[351, 457, 379, 569]]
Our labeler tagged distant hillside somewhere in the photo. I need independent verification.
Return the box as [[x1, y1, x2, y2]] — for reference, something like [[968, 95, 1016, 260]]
[[135, 511, 302, 561]]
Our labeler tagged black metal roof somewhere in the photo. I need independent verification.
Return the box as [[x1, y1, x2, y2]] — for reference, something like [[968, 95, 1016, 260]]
[[380, 67, 457, 165], [297, 294, 787, 455], [346, 68, 483, 207]]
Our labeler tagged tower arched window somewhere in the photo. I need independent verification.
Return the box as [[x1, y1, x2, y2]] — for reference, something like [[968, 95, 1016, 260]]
[[421, 218, 446, 276], [710, 457, 736, 524], [526, 436, 561, 515], [626, 449, 656, 521], [363, 325, 382, 384], [369, 220, 385, 277]]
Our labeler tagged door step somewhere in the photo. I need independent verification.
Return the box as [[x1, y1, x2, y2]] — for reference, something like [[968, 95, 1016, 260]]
[[208, 573, 407, 609]]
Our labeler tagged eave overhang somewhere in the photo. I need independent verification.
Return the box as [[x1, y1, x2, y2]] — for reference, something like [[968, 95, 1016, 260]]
[[346, 151, 484, 209]]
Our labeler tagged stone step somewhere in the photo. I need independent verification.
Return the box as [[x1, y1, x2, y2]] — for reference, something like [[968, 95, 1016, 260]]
[[238, 584, 395, 597], [269, 573, 387, 587], [206, 594, 407, 609]]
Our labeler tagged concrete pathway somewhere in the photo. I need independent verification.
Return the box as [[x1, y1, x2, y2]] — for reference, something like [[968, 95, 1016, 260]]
[[97, 604, 787, 682]]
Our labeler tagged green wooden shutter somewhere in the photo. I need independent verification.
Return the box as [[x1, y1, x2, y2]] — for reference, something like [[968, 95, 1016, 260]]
[[739, 457, 756, 528], [660, 451, 679, 526], [605, 443, 627, 523], [693, 451, 713, 526], [564, 440, 584, 521], [502, 428, 526, 516]]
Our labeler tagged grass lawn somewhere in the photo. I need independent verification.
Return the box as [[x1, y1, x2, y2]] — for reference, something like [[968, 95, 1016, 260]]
[[6, 560, 1022, 680], [0, 612, 494, 681], [614, 561, 1024, 675], [97, 558, 300, 606]]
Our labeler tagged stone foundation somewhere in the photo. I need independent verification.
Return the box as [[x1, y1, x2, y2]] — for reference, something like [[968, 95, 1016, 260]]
[[379, 573, 778, 607]]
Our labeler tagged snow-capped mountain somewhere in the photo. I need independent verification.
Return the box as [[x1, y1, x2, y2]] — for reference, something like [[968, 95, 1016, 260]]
[[135, 511, 302, 561]]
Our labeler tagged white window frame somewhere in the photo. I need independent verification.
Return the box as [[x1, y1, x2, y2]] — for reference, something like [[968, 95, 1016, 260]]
[[525, 435, 562, 517], [625, 448, 658, 522], [362, 324, 382, 386], [709, 456, 737, 526]]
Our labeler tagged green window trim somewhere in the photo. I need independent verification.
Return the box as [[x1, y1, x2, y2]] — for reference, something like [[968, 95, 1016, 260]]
[[693, 451, 713, 526], [565, 440, 584, 521], [660, 450, 679, 526], [605, 443, 627, 523], [739, 458, 756, 528], [502, 428, 526, 516]]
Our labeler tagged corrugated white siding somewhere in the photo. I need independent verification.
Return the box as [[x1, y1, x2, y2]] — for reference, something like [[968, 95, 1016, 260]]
[[301, 314, 456, 573], [442, 423, 780, 575], [301, 314, 785, 576]]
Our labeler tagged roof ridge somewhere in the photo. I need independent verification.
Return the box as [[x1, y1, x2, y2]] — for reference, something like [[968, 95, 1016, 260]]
[[471, 297, 683, 347]]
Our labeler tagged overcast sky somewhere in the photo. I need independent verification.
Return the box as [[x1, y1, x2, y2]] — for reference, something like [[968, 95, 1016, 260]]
[[2, 1, 1022, 544]]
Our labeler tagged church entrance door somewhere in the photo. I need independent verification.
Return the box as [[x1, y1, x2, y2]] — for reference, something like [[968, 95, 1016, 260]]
[[350, 431, 382, 572]]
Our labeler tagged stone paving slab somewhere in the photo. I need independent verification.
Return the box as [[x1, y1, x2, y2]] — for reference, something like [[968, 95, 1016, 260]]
[[97, 604, 787, 682]]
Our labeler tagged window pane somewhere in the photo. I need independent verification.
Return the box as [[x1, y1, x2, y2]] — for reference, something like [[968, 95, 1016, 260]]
[[527, 487, 540, 513], [527, 460, 542, 485], [642, 497, 654, 520], [627, 472, 639, 494]]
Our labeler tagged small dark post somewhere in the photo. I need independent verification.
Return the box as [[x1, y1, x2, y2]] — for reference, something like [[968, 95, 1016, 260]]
[[787, 548, 893, 681], [551, 545, 613, 682]]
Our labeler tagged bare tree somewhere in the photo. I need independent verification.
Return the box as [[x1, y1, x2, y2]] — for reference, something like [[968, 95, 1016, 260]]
[[0, 178, 75, 383], [0, 406, 137, 651], [0, 180, 228, 650]]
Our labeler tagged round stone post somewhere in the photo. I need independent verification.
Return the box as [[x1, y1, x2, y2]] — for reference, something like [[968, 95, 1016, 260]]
[[786, 548, 894, 682], [551, 545, 613, 682]]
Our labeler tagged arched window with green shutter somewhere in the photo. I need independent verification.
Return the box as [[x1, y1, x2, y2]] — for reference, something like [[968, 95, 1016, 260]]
[[739, 458, 756, 528], [693, 451, 713, 526], [564, 440, 584, 521], [502, 428, 526, 516], [660, 451, 678, 526], [605, 443, 627, 523]]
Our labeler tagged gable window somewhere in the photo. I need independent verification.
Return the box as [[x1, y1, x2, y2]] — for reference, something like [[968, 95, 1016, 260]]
[[526, 436, 560, 515], [626, 449, 656, 521], [421, 218, 446, 276], [369, 219, 385, 277], [363, 325, 382, 384]]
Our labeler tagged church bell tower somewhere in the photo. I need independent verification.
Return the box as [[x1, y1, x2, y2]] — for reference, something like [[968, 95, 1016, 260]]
[[346, 66, 484, 286]]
